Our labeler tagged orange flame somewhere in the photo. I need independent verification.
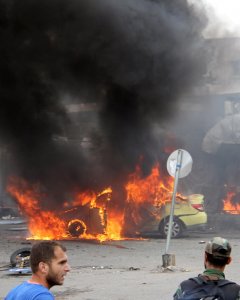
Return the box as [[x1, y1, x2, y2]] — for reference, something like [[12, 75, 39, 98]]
[[7, 177, 123, 241], [7, 163, 180, 241], [123, 163, 183, 232], [7, 178, 68, 240], [223, 191, 240, 214], [125, 163, 174, 206]]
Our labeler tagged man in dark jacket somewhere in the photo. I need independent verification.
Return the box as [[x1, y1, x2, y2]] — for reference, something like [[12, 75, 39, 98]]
[[173, 236, 240, 300]]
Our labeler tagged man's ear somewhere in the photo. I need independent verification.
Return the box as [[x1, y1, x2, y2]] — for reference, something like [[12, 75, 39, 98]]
[[204, 253, 207, 263], [226, 257, 232, 265], [39, 262, 49, 274]]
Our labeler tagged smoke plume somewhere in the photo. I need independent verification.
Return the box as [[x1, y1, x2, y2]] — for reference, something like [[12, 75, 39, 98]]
[[0, 0, 209, 204]]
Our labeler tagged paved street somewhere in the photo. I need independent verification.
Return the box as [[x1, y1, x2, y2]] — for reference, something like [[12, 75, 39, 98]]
[[1, 221, 240, 300]]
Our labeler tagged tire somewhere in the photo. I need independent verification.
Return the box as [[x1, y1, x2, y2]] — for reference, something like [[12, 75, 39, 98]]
[[67, 219, 86, 237], [159, 217, 183, 238], [10, 247, 31, 267]]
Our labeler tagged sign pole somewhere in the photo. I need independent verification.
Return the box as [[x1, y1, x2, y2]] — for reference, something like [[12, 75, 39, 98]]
[[165, 149, 183, 254], [162, 148, 192, 268]]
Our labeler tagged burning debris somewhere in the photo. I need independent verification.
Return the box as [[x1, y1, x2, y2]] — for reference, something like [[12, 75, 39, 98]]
[[7, 177, 118, 241], [223, 186, 240, 214], [6, 163, 188, 241], [0, 0, 210, 240]]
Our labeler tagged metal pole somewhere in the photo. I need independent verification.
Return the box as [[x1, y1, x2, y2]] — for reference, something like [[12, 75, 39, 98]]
[[165, 149, 183, 254]]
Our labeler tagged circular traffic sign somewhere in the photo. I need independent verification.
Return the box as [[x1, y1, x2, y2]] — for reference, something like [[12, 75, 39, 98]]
[[166, 149, 192, 178]]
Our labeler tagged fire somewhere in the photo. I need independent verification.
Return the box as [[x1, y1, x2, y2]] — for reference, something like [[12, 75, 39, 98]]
[[124, 163, 176, 231], [105, 211, 124, 240], [7, 178, 67, 240], [223, 190, 240, 214], [7, 177, 123, 241], [7, 163, 179, 241], [126, 164, 174, 206]]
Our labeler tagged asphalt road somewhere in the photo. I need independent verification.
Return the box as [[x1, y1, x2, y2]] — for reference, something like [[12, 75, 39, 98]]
[[0, 221, 240, 300]]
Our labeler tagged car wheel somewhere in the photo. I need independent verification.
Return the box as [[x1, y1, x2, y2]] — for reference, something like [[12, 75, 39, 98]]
[[10, 247, 31, 267], [67, 219, 86, 237], [159, 217, 183, 238]]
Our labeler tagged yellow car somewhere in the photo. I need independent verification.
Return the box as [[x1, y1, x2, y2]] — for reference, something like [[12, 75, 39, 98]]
[[139, 194, 207, 238]]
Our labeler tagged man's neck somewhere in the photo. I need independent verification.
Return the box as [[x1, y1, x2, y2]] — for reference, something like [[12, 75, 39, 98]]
[[28, 274, 49, 289], [203, 268, 225, 280], [205, 262, 225, 273]]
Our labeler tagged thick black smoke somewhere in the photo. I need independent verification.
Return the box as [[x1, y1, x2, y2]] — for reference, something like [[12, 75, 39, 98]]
[[0, 0, 208, 205]]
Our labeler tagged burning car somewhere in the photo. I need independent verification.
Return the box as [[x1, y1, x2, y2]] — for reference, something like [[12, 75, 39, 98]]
[[61, 188, 112, 238], [7, 165, 207, 241], [60, 202, 107, 238], [139, 194, 207, 238], [123, 193, 207, 238], [7, 178, 114, 241]]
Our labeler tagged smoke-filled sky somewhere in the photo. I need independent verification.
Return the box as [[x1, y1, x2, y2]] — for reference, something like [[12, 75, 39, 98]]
[[0, 0, 209, 204], [200, 0, 240, 37]]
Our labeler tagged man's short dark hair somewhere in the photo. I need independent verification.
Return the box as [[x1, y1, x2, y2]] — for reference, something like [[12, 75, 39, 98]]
[[30, 241, 66, 273], [205, 252, 229, 267]]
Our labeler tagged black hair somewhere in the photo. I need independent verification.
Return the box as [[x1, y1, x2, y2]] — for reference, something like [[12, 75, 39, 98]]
[[205, 252, 229, 267], [30, 240, 66, 273]]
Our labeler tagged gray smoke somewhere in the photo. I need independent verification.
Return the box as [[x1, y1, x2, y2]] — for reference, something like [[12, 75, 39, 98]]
[[0, 0, 209, 205]]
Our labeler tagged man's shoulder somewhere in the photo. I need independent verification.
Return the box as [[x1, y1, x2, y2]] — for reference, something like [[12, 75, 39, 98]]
[[21, 282, 54, 300], [181, 275, 240, 288], [5, 282, 54, 300], [177, 276, 240, 300], [179, 277, 201, 289]]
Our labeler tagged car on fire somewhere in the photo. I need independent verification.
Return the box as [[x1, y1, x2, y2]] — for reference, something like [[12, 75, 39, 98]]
[[139, 193, 207, 238], [61, 204, 107, 237], [60, 189, 111, 238], [124, 193, 207, 238]]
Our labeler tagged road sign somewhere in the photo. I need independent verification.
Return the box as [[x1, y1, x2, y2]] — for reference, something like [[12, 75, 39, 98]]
[[164, 149, 193, 260], [166, 149, 192, 178]]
